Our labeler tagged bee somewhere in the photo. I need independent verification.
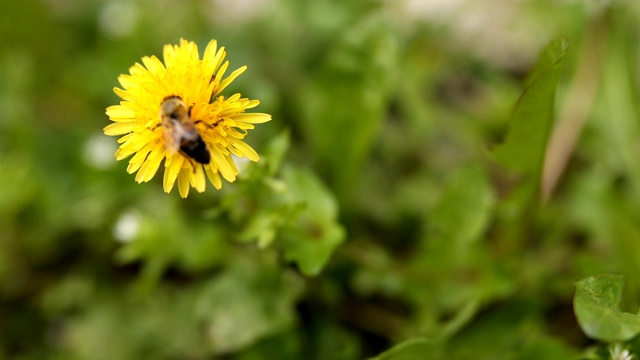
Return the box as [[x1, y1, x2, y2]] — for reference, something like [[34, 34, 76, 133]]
[[159, 95, 211, 165]]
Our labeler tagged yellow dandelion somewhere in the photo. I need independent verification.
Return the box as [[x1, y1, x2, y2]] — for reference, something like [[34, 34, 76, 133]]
[[104, 39, 271, 198]]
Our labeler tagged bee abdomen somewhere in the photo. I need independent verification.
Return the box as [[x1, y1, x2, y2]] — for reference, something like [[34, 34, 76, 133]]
[[180, 138, 211, 164]]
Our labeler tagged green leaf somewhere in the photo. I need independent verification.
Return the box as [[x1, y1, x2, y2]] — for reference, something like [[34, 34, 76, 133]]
[[574, 274, 640, 341], [296, 17, 397, 200], [114, 204, 228, 292], [234, 331, 302, 360], [494, 37, 570, 183], [369, 338, 438, 360], [197, 257, 304, 354], [523, 37, 570, 89], [281, 167, 345, 276], [516, 336, 577, 360], [282, 221, 344, 276], [261, 130, 290, 177], [239, 211, 278, 248], [429, 165, 494, 248]]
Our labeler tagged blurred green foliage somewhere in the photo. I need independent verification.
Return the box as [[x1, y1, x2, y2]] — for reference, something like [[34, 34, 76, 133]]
[[3, 0, 640, 359]]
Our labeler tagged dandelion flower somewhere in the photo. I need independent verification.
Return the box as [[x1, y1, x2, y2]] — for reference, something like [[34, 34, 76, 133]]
[[104, 39, 271, 198]]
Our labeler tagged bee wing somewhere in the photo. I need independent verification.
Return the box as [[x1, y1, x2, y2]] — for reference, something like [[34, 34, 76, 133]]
[[163, 127, 180, 154], [160, 116, 181, 154]]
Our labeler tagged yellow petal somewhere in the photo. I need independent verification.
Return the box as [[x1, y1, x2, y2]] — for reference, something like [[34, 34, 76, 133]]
[[135, 146, 164, 182], [104, 122, 137, 136], [205, 166, 222, 189], [243, 99, 261, 109], [234, 113, 272, 124], [118, 74, 137, 89], [113, 87, 137, 102], [117, 133, 133, 144], [141, 55, 165, 75], [182, 39, 198, 61], [163, 43, 178, 68], [128, 141, 155, 165], [211, 147, 237, 182], [203, 40, 218, 62], [106, 105, 136, 121], [127, 157, 143, 174], [178, 168, 190, 198], [232, 140, 260, 162], [211, 61, 230, 96], [217, 66, 247, 94], [203, 42, 225, 77], [129, 62, 149, 77], [115, 147, 134, 161], [189, 165, 206, 192], [226, 127, 250, 138], [163, 154, 183, 193], [227, 93, 242, 102]]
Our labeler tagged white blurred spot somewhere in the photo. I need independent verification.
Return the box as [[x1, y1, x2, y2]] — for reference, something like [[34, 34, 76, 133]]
[[610, 343, 633, 360], [83, 134, 117, 170], [113, 210, 140, 243], [98, 2, 138, 39]]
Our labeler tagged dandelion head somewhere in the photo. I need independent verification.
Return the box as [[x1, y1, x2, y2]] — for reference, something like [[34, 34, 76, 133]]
[[104, 39, 271, 198]]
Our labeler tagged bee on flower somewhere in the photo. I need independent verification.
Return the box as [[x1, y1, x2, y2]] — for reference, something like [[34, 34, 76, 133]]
[[104, 39, 271, 198]]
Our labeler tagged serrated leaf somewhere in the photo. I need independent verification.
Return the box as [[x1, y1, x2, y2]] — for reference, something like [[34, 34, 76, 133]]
[[494, 37, 570, 183], [574, 274, 640, 341]]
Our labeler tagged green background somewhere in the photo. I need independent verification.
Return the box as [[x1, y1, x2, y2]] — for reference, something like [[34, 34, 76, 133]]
[[1, 0, 640, 359]]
